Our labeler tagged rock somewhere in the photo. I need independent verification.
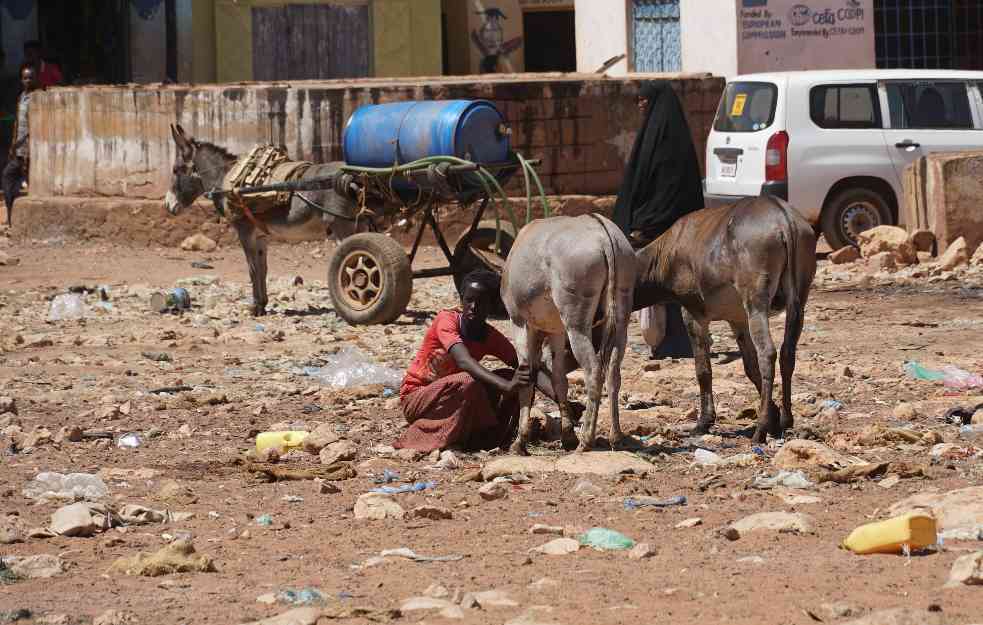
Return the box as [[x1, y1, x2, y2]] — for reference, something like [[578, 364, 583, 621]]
[[718, 526, 741, 541], [482, 452, 653, 480], [909, 229, 936, 253], [892, 402, 920, 420], [93, 611, 138, 625], [888, 487, 983, 533], [0, 250, 20, 265], [829, 246, 860, 264], [628, 542, 657, 559], [840, 608, 944, 625], [772, 439, 860, 471], [110, 539, 216, 576], [156, 480, 198, 505], [857, 226, 917, 263], [180, 233, 217, 252], [939, 236, 969, 270], [118, 504, 168, 525], [301, 425, 340, 454], [50, 502, 116, 537], [21, 426, 53, 450], [316, 480, 340, 495], [468, 590, 519, 608], [242, 607, 324, 625], [55, 426, 83, 443], [818, 603, 865, 620], [0, 397, 16, 414], [36, 614, 72, 625], [400, 597, 464, 619], [946, 551, 983, 587], [972, 242, 983, 266], [423, 584, 450, 599], [395, 448, 423, 462], [972, 410, 983, 425], [530, 524, 565, 535], [0, 526, 22, 544], [532, 537, 581, 555], [353, 493, 405, 520], [319, 440, 357, 466], [411, 505, 453, 520], [4, 554, 66, 579], [868, 251, 897, 272], [478, 481, 510, 501], [435, 450, 462, 469], [675, 518, 703, 529], [730, 512, 815, 535]]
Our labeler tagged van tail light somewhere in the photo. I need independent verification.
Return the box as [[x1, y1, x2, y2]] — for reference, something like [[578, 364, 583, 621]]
[[765, 131, 789, 182]]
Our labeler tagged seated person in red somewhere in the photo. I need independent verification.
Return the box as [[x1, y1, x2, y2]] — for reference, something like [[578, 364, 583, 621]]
[[395, 270, 555, 452]]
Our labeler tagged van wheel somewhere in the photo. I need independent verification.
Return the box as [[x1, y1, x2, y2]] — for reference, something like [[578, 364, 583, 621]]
[[821, 188, 892, 250]]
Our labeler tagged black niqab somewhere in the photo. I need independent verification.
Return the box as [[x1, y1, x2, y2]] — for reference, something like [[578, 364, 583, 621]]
[[613, 81, 705, 240]]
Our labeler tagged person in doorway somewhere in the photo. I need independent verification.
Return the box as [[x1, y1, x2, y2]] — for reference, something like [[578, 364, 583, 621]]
[[2, 66, 39, 227], [394, 270, 557, 453], [22, 40, 63, 88], [612, 80, 706, 359]]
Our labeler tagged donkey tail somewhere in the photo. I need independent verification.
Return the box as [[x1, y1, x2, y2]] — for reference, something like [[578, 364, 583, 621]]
[[773, 197, 803, 352], [589, 214, 621, 383]]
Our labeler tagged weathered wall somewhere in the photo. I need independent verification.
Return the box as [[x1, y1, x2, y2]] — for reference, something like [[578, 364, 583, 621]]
[[28, 73, 723, 200], [902, 151, 983, 251], [575, 0, 629, 75]]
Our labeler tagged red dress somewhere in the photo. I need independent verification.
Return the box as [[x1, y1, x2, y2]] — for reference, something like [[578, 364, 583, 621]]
[[394, 310, 518, 452]]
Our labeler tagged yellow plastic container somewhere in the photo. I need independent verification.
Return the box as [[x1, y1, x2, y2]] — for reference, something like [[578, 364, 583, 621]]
[[255, 431, 309, 455], [841, 512, 937, 555]]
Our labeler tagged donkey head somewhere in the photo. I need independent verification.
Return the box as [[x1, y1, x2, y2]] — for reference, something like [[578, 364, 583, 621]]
[[164, 124, 204, 216]]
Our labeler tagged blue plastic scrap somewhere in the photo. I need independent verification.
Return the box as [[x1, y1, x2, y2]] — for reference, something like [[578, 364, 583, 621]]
[[372, 469, 400, 484], [370, 481, 436, 495]]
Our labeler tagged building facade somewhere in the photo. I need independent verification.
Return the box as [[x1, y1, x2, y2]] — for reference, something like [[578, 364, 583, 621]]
[[576, 0, 983, 78]]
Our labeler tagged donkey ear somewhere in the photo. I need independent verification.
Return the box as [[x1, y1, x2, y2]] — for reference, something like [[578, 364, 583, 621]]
[[171, 124, 192, 157]]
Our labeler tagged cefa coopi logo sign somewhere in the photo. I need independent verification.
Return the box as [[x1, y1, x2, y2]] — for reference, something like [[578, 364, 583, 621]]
[[790, 0, 864, 27]]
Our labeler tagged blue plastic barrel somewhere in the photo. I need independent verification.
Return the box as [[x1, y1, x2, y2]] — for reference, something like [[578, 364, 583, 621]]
[[342, 100, 510, 168]]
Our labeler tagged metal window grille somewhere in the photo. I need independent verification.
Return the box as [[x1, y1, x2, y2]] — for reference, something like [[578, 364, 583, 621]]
[[632, 0, 682, 73], [875, 0, 983, 70]]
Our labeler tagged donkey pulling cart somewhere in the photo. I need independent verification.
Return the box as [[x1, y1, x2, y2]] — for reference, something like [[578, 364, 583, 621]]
[[206, 100, 548, 326]]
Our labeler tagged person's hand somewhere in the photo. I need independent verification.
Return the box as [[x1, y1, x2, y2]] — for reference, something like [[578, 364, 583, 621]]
[[504, 364, 531, 395]]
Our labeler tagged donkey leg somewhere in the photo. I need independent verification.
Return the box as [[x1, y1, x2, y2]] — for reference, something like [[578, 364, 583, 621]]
[[605, 320, 629, 449], [567, 327, 601, 452], [744, 305, 778, 444], [730, 322, 780, 427], [548, 333, 578, 450], [236, 223, 269, 317], [510, 323, 542, 456], [778, 305, 806, 434], [683, 309, 716, 434]]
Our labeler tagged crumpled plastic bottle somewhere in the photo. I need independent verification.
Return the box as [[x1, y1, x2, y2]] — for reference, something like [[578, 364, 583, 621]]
[[117, 433, 143, 448], [578, 527, 635, 551], [48, 293, 88, 321]]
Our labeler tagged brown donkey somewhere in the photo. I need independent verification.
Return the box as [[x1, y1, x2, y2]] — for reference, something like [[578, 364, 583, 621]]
[[633, 195, 817, 443]]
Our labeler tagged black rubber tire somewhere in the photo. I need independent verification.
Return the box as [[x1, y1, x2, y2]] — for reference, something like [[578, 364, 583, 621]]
[[328, 233, 412, 325], [452, 220, 518, 320], [821, 187, 893, 250]]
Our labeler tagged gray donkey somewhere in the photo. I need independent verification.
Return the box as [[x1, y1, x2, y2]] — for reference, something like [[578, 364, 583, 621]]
[[164, 124, 359, 316], [502, 214, 636, 454], [633, 195, 817, 444]]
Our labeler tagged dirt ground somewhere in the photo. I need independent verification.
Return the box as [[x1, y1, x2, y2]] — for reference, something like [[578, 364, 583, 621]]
[[1, 233, 983, 625]]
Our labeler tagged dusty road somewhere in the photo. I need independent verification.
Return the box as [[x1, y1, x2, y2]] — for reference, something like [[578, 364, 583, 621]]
[[1, 235, 983, 625]]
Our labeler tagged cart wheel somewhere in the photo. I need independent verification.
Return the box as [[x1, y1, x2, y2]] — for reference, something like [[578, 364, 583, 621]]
[[328, 233, 412, 325], [452, 220, 517, 320]]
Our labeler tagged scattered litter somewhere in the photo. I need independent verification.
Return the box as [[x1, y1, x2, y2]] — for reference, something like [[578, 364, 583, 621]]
[[275, 588, 325, 606], [255, 514, 274, 527], [693, 449, 722, 466], [255, 431, 309, 455], [371, 481, 435, 495], [820, 399, 844, 411], [48, 294, 87, 321], [904, 361, 983, 389], [149, 385, 193, 395], [190, 261, 214, 269], [942, 402, 983, 425], [23, 472, 108, 502], [578, 527, 635, 551], [117, 433, 143, 449], [434, 450, 463, 470], [372, 469, 400, 484], [373, 548, 464, 564], [141, 351, 173, 363], [150, 288, 192, 313], [818, 462, 928, 484], [752, 470, 814, 490], [624, 495, 687, 510], [299, 346, 402, 390], [571, 480, 604, 499], [841, 512, 937, 555], [282, 495, 304, 503]]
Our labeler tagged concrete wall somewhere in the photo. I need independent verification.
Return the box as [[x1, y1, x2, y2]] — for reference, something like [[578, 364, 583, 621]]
[[904, 151, 983, 251], [28, 73, 723, 200], [681, 0, 738, 77], [574, 0, 629, 76]]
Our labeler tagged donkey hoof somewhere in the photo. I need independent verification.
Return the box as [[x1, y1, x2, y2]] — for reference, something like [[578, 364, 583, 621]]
[[692, 422, 713, 436], [575, 442, 593, 453], [751, 428, 768, 445], [509, 442, 529, 457]]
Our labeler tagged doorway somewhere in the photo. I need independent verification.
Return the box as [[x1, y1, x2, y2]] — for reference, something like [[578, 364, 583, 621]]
[[37, 0, 130, 85], [522, 9, 576, 73]]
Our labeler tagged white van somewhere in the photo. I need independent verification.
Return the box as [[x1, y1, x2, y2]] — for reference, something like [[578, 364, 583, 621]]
[[704, 70, 983, 249]]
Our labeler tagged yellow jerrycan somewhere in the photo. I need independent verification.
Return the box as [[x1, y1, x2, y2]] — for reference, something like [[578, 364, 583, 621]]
[[255, 431, 309, 455], [842, 512, 937, 555]]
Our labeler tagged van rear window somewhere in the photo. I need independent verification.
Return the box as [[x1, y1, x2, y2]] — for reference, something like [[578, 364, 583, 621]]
[[713, 82, 778, 133]]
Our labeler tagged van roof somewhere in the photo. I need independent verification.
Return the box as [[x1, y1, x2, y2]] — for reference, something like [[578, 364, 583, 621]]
[[730, 69, 983, 83]]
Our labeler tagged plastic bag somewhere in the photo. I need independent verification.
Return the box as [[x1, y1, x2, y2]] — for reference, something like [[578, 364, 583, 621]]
[[276, 589, 325, 606], [48, 294, 88, 321], [693, 448, 723, 465], [301, 347, 402, 390], [22, 472, 109, 502], [578, 527, 635, 551], [752, 470, 814, 490], [904, 361, 982, 389]]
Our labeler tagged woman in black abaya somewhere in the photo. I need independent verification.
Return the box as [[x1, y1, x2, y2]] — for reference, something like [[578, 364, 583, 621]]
[[613, 81, 705, 359]]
